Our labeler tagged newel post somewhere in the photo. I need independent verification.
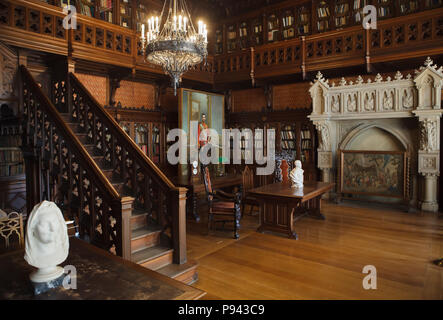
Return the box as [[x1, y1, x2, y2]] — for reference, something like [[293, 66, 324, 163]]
[[120, 196, 135, 260], [171, 187, 188, 264]]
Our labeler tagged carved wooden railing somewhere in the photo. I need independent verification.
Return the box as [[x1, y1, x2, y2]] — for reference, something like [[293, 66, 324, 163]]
[[2, 0, 442, 85], [20, 65, 126, 256], [213, 8, 443, 81], [68, 72, 188, 264], [0, 0, 213, 83]]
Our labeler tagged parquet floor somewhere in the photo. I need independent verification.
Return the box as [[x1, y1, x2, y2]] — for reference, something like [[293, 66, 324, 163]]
[[186, 201, 443, 300]]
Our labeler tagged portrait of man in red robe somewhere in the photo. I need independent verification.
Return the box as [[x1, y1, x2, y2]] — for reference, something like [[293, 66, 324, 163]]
[[198, 113, 210, 149]]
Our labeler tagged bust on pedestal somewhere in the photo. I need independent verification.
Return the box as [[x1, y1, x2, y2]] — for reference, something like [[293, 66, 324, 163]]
[[289, 160, 304, 189], [24, 201, 69, 295]]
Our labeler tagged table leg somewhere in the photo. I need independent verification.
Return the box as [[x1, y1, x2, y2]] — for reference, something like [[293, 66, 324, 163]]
[[289, 206, 299, 240], [308, 197, 326, 220], [257, 203, 265, 234]]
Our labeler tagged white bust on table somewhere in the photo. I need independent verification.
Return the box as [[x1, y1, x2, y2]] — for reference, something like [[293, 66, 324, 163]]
[[24, 201, 69, 283], [289, 160, 304, 189]]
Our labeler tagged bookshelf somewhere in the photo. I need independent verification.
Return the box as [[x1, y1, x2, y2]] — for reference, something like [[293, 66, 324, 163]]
[[98, 0, 114, 23], [425, 0, 442, 9], [239, 21, 249, 49], [352, 0, 370, 24], [215, 29, 223, 54], [227, 24, 237, 52], [135, 124, 149, 155], [376, 0, 395, 19], [280, 125, 297, 159], [77, 0, 95, 17], [252, 18, 263, 46], [399, 0, 420, 14], [282, 9, 295, 40], [152, 125, 160, 164], [135, 0, 148, 32], [315, 0, 332, 33], [267, 13, 280, 42], [334, 0, 351, 29], [0, 148, 24, 177], [297, 5, 311, 35], [119, 0, 132, 28], [300, 124, 313, 163]]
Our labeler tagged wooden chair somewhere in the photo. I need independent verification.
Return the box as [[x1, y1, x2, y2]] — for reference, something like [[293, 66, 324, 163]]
[[201, 164, 242, 239], [242, 166, 259, 216], [0, 212, 24, 254]]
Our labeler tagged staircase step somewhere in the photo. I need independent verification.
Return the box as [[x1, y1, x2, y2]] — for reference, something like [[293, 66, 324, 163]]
[[112, 181, 125, 194], [132, 245, 173, 271], [66, 122, 81, 133], [75, 133, 89, 144], [101, 168, 114, 180], [156, 261, 199, 285], [83, 144, 97, 155], [131, 210, 150, 230], [131, 226, 162, 253], [59, 113, 71, 122]]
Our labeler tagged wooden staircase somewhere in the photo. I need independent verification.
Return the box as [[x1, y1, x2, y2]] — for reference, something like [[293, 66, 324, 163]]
[[21, 66, 198, 285]]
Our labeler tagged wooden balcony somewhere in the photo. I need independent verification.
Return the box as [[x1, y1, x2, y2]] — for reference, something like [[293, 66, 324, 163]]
[[0, 0, 442, 86]]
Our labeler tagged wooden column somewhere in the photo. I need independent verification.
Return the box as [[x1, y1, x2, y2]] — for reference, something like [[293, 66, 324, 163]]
[[120, 196, 134, 260], [171, 187, 188, 264]]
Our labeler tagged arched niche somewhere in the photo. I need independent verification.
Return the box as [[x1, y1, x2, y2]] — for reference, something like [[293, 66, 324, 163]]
[[340, 124, 409, 152]]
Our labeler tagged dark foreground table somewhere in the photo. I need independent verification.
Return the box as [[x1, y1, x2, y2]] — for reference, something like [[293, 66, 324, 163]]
[[248, 181, 335, 240], [0, 237, 205, 300]]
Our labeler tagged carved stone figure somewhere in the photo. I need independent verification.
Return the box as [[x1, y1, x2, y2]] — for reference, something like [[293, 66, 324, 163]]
[[316, 123, 330, 151], [24, 201, 69, 284], [347, 94, 357, 112], [289, 160, 304, 189], [364, 92, 375, 111], [331, 95, 340, 113], [383, 91, 394, 110], [402, 89, 414, 109], [419, 119, 437, 152]]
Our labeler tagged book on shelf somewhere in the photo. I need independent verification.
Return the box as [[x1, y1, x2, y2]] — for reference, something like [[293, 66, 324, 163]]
[[335, 3, 350, 14], [317, 6, 330, 18]]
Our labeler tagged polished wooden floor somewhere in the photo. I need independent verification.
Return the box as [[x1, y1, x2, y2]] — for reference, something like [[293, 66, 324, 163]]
[[186, 202, 443, 300]]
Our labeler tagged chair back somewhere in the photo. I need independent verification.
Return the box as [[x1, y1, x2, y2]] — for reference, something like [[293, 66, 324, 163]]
[[242, 166, 255, 192], [0, 212, 24, 253], [201, 165, 213, 202]]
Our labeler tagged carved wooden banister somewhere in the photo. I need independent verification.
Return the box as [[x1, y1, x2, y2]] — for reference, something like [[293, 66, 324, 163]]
[[20, 65, 129, 257], [69, 73, 188, 264]]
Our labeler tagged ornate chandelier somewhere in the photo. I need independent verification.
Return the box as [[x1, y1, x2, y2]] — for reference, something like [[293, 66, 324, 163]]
[[141, 0, 208, 95]]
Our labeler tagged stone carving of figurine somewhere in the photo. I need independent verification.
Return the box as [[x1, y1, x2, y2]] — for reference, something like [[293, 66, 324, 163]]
[[289, 160, 304, 189], [24, 201, 69, 285]]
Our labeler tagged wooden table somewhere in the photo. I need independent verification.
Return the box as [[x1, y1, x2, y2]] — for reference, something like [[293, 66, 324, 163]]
[[248, 181, 335, 240], [174, 173, 243, 222], [0, 238, 205, 300]]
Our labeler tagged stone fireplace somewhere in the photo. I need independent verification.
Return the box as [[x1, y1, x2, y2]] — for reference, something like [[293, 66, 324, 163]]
[[309, 58, 443, 212]]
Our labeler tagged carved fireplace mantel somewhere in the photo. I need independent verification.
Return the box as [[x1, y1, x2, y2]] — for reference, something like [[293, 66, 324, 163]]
[[309, 58, 443, 212]]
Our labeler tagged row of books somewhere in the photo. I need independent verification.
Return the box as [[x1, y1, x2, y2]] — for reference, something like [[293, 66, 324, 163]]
[[283, 28, 295, 39], [281, 129, 295, 140], [139, 144, 148, 155], [152, 133, 160, 144], [79, 0, 95, 17], [317, 20, 330, 31], [317, 6, 331, 18], [354, 0, 370, 10], [268, 30, 279, 41], [301, 129, 311, 140], [301, 139, 312, 150], [335, 16, 349, 27], [0, 149, 23, 163], [400, 1, 419, 13], [335, 3, 350, 14], [0, 163, 24, 177], [378, 6, 392, 17], [281, 140, 296, 150], [282, 16, 294, 28]]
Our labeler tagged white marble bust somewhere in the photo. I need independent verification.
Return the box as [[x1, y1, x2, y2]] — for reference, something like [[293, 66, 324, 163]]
[[289, 160, 304, 189], [24, 201, 69, 283]]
